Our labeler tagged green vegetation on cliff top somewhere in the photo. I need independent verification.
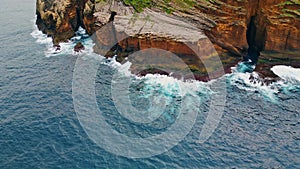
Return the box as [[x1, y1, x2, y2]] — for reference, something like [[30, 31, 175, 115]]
[[123, 0, 153, 12], [95, 0, 300, 16], [276, 0, 300, 18], [121, 0, 198, 12], [95, 0, 201, 13]]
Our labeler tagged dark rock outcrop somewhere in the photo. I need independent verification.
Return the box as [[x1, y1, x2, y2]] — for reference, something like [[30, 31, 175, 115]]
[[54, 44, 61, 51], [36, 0, 96, 45], [74, 42, 85, 52]]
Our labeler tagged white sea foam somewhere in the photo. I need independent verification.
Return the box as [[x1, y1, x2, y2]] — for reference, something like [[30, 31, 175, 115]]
[[271, 65, 300, 81], [109, 59, 299, 103], [228, 70, 279, 102], [30, 25, 52, 45], [143, 74, 211, 97], [228, 63, 300, 102], [31, 20, 96, 58], [106, 57, 213, 100]]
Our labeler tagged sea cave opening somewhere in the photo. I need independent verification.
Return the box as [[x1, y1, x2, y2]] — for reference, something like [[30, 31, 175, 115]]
[[245, 16, 260, 64]]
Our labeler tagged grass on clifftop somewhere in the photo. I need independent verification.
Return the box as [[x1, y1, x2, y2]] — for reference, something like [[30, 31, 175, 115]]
[[276, 0, 300, 18], [123, 0, 153, 12], [95, 0, 217, 14], [121, 0, 198, 13]]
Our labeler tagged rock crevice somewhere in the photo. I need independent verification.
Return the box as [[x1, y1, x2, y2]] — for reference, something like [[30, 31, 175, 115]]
[[246, 15, 260, 63]]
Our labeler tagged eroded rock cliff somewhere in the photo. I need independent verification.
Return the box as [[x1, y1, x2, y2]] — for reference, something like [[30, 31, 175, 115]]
[[92, 1, 239, 81], [36, 0, 96, 44], [152, 0, 300, 59], [188, 0, 300, 77], [36, 0, 300, 80], [92, 0, 299, 80]]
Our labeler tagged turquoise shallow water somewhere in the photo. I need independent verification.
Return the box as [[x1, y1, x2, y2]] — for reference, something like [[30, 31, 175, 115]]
[[1, 0, 300, 168]]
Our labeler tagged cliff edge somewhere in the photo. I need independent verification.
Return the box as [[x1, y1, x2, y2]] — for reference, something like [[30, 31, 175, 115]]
[[35, 0, 300, 80]]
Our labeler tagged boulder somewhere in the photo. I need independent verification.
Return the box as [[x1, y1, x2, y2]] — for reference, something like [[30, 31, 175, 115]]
[[74, 42, 85, 52]]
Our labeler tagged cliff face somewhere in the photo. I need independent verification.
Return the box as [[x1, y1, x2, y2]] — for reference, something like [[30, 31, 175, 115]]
[[258, 0, 300, 51], [193, 0, 300, 76], [92, 0, 299, 79], [182, 0, 300, 59], [35, 0, 299, 80], [35, 0, 300, 56], [92, 1, 240, 81], [36, 0, 96, 45]]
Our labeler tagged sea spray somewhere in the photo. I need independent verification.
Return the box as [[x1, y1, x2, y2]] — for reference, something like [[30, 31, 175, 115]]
[[31, 21, 95, 57], [228, 62, 300, 103]]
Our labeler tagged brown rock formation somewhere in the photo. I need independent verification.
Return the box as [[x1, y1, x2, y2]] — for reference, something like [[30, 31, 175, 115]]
[[190, 0, 300, 77], [187, 0, 299, 58], [91, 0, 299, 80], [92, 4, 237, 81], [36, 0, 96, 45], [35, 0, 300, 80]]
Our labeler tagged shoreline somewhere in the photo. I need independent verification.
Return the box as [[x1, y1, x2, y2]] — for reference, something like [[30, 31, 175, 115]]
[[35, 0, 300, 83]]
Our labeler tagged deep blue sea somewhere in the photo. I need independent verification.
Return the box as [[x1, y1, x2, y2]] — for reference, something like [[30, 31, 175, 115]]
[[1, 0, 300, 168]]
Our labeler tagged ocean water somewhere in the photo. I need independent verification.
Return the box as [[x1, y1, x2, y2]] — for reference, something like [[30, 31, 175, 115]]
[[1, 0, 300, 168]]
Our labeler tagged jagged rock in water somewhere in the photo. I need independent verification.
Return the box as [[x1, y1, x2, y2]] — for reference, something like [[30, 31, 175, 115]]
[[54, 44, 61, 51], [74, 42, 85, 52], [249, 72, 280, 86]]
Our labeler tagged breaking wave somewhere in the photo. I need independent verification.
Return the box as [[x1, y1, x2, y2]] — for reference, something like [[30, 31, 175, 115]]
[[228, 62, 300, 102], [31, 21, 95, 57]]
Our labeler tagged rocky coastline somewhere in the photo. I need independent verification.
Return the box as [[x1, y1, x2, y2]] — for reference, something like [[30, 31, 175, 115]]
[[36, 0, 300, 82], [36, 0, 96, 45]]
